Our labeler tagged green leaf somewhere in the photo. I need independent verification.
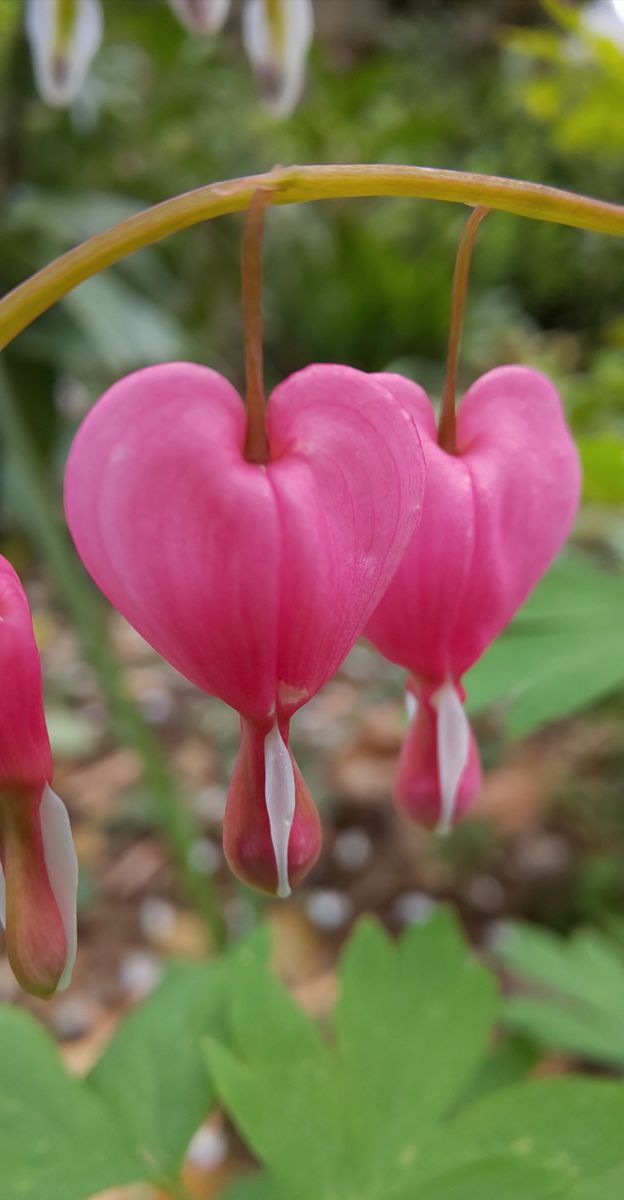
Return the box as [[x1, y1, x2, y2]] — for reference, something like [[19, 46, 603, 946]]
[[222, 1173, 288, 1200], [410, 1078, 624, 1198], [207, 913, 624, 1200], [335, 912, 498, 1192], [89, 959, 225, 1178], [0, 1007, 142, 1200], [467, 552, 624, 735], [206, 909, 497, 1200], [496, 923, 624, 1068], [569, 1165, 624, 1200]]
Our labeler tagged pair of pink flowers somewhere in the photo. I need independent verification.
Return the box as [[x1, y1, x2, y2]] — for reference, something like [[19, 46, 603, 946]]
[[65, 357, 580, 897], [1, 347, 579, 996]]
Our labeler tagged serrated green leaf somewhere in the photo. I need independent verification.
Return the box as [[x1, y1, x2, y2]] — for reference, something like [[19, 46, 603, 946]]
[[467, 552, 624, 735], [207, 909, 497, 1200], [496, 924, 624, 1068], [88, 959, 224, 1178], [0, 1007, 142, 1200], [335, 911, 498, 1194]]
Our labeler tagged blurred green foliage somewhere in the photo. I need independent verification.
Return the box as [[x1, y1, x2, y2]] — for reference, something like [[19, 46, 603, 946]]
[[3, 0, 624, 508]]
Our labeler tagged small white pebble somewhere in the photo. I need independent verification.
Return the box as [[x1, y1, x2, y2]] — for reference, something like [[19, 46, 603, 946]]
[[139, 687, 176, 725], [186, 1124, 228, 1170], [305, 889, 353, 931], [188, 837, 221, 876], [466, 875, 505, 913], [333, 828, 372, 872], [194, 785, 227, 822], [50, 996, 98, 1041], [393, 892, 437, 927], [140, 896, 177, 941], [119, 950, 162, 1001], [514, 833, 571, 879]]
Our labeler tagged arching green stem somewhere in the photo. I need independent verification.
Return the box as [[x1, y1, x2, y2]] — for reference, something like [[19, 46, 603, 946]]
[[2, 164, 624, 348]]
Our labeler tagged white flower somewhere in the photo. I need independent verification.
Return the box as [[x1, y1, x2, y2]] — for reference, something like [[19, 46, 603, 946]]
[[25, 0, 103, 109], [582, 0, 624, 50], [242, 0, 314, 116]]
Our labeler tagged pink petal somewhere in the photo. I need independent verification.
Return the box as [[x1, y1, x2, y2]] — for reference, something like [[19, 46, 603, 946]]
[[65, 362, 424, 723], [366, 367, 581, 680], [267, 364, 425, 719], [0, 558, 52, 788]]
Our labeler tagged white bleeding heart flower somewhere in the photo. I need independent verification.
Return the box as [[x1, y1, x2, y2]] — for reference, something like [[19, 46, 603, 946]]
[[242, 0, 314, 116], [25, 0, 103, 109]]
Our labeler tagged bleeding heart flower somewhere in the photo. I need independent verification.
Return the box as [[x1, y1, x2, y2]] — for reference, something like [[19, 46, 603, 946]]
[[25, 0, 103, 109], [0, 557, 78, 997], [65, 361, 424, 895], [168, 0, 231, 35], [366, 366, 581, 831], [242, 0, 314, 116]]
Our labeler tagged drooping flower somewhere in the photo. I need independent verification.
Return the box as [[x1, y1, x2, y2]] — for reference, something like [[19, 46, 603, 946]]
[[0, 557, 78, 997], [365, 366, 581, 831], [242, 0, 314, 116], [65, 361, 425, 895], [25, 0, 103, 109], [167, 0, 231, 36]]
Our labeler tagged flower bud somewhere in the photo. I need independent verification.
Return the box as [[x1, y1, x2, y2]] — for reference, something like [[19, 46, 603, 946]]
[[0, 558, 78, 997], [26, 0, 103, 109], [242, 0, 314, 116]]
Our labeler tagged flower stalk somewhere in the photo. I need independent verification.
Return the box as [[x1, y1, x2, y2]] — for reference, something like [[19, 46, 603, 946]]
[[242, 189, 272, 464], [2, 164, 624, 350], [438, 205, 489, 454]]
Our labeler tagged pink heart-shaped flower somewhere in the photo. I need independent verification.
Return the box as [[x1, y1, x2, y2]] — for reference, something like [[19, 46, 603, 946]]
[[65, 361, 425, 892], [366, 366, 581, 829], [0, 557, 78, 997]]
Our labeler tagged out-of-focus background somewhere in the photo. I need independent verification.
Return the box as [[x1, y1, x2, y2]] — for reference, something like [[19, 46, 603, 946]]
[[2, 0, 624, 1189]]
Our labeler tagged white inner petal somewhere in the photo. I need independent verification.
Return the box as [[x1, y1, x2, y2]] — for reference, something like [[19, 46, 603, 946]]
[[40, 785, 79, 991], [405, 689, 418, 722], [431, 680, 470, 836], [264, 724, 296, 899]]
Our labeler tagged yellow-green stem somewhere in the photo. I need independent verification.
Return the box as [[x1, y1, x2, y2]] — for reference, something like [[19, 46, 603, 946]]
[[3, 164, 624, 348]]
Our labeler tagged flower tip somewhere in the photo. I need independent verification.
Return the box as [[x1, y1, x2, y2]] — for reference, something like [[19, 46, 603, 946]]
[[223, 719, 321, 896], [395, 682, 481, 831], [0, 786, 78, 999]]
